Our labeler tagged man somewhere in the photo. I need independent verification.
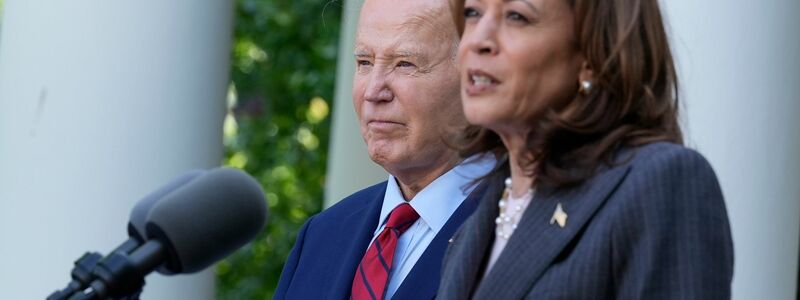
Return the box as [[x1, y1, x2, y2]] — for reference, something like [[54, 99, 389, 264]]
[[274, 0, 494, 299]]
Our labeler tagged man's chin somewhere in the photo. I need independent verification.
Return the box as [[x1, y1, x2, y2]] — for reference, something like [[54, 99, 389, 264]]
[[368, 150, 395, 167], [367, 146, 404, 169]]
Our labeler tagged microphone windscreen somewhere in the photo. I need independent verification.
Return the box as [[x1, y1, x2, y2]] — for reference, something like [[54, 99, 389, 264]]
[[128, 170, 205, 241], [145, 167, 268, 274]]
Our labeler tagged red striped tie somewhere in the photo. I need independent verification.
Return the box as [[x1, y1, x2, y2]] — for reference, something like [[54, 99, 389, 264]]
[[351, 203, 419, 300]]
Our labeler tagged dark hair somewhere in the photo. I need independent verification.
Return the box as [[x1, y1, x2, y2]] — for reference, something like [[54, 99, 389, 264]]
[[451, 0, 683, 188]]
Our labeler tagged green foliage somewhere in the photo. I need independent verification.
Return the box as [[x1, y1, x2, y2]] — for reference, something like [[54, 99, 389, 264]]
[[217, 0, 341, 298]]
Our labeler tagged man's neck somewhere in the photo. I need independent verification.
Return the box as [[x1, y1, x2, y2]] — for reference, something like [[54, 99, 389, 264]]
[[394, 155, 461, 201]]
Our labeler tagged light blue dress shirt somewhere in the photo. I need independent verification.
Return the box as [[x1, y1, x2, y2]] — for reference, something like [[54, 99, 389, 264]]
[[368, 155, 495, 299]]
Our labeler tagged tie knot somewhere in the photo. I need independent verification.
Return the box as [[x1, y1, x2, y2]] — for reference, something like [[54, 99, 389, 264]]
[[385, 203, 419, 233]]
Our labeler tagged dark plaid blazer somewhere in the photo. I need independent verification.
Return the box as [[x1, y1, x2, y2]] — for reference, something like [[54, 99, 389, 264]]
[[437, 142, 734, 299]]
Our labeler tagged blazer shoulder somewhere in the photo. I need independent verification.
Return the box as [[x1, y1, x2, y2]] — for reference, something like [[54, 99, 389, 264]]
[[311, 180, 387, 223], [608, 141, 729, 235], [606, 143, 734, 298], [624, 142, 715, 175], [603, 141, 727, 231], [615, 142, 722, 202]]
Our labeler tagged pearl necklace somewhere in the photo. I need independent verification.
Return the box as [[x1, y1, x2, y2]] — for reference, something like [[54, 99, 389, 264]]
[[495, 177, 535, 240]]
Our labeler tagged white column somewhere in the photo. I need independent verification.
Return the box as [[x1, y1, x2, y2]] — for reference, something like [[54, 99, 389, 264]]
[[0, 0, 232, 299], [662, 0, 800, 298], [325, 0, 387, 207]]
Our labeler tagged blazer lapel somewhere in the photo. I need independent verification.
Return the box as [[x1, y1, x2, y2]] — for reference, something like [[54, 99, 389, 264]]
[[329, 183, 386, 300], [437, 172, 508, 299], [392, 180, 489, 299], [473, 164, 632, 299]]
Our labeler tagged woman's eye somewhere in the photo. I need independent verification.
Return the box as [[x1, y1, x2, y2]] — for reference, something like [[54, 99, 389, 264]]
[[506, 11, 529, 23], [397, 61, 416, 68], [464, 7, 480, 19]]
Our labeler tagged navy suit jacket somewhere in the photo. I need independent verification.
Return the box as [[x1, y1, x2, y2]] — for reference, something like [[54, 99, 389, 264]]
[[275, 179, 487, 300], [438, 142, 734, 299]]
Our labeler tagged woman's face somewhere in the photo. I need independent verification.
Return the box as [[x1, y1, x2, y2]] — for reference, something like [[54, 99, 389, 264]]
[[458, 0, 584, 134]]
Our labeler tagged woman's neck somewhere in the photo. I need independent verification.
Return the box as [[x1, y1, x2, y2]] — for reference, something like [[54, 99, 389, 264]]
[[496, 129, 538, 197]]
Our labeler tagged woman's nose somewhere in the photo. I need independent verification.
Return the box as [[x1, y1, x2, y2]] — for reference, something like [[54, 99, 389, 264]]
[[466, 18, 499, 56]]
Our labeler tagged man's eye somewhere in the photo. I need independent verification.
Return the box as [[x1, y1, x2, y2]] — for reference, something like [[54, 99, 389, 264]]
[[357, 60, 372, 66], [397, 61, 416, 68]]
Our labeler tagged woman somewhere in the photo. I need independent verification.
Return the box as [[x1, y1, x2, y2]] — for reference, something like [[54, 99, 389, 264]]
[[437, 0, 734, 299]]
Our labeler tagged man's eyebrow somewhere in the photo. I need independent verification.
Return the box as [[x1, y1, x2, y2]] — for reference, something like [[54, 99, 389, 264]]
[[354, 48, 372, 57], [390, 49, 423, 59], [355, 49, 424, 60]]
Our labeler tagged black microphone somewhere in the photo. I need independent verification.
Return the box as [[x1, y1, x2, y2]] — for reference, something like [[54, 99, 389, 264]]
[[127, 170, 206, 244], [68, 167, 268, 299], [47, 170, 206, 299]]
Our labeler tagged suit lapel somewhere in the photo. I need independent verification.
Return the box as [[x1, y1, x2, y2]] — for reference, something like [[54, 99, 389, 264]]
[[473, 164, 632, 299], [329, 183, 386, 300], [392, 181, 489, 299]]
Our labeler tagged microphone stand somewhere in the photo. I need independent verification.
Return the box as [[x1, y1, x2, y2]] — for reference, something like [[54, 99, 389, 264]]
[[46, 252, 103, 299], [48, 239, 156, 300]]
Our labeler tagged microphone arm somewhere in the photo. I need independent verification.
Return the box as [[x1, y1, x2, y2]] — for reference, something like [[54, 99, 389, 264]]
[[46, 238, 142, 300], [66, 240, 166, 300]]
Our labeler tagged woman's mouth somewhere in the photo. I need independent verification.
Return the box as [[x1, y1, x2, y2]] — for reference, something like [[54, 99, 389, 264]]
[[466, 69, 501, 96]]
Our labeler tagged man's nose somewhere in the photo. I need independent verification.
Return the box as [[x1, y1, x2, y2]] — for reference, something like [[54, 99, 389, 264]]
[[363, 72, 394, 103]]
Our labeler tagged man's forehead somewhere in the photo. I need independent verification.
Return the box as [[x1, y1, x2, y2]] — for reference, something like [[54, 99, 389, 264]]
[[357, 0, 452, 36], [355, 1, 454, 57], [361, 0, 449, 18]]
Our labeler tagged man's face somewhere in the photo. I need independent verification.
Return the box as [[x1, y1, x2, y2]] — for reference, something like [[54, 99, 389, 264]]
[[353, 0, 466, 176]]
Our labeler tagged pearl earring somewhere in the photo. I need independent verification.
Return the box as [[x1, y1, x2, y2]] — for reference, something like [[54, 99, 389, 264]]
[[579, 80, 593, 95]]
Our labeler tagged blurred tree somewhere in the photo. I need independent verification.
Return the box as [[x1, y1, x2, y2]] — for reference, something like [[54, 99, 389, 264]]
[[216, 0, 341, 298]]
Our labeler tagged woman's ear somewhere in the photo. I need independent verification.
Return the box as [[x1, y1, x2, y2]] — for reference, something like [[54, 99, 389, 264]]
[[578, 60, 595, 95], [578, 61, 595, 84]]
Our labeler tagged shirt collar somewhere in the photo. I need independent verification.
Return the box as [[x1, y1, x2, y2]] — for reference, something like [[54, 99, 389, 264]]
[[377, 154, 496, 235]]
